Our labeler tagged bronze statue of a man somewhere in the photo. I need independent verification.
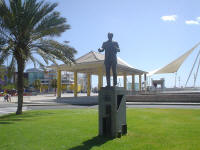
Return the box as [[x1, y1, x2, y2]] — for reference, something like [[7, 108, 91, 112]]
[[98, 33, 120, 87]]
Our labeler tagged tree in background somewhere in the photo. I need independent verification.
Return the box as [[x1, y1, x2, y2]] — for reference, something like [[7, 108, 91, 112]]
[[0, 65, 6, 81], [33, 79, 41, 92], [2, 84, 16, 90], [0, 0, 77, 114], [23, 78, 29, 89], [50, 79, 57, 96]]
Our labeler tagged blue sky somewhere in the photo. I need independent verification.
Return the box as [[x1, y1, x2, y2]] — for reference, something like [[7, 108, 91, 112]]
[[31, 0, 200, 87]]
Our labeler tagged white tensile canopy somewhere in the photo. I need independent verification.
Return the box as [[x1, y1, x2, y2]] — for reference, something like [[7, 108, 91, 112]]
[[148, 42, 200, 76]]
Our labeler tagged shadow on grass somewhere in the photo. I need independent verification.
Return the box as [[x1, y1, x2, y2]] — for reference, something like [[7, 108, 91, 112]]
[[0, 118, 23, 124], [0, 111, 56, 124], [68, 136, 112, 150], [0, 121, 13, 124]]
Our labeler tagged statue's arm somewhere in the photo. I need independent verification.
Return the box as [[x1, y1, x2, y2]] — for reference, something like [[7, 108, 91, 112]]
[[98, 48, 104, 52], [98, 42, 105, 52], [115, 42, 120, 52]]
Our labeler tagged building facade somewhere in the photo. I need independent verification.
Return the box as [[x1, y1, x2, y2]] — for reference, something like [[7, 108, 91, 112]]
[[25, 67, 87, 92], [26, 68, 44, 86]]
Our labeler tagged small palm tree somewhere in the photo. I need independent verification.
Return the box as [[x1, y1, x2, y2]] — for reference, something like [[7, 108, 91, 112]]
[[50, 79, 57, 96], [33, 79, 41, 92], [0, 0, 77, 114]]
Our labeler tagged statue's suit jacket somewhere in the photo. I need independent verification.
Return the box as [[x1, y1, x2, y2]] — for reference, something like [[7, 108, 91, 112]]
[[101, 40, 119, 65]]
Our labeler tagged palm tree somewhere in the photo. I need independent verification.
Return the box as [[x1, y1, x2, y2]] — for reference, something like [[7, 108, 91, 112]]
[[0, 0, 77, 114]]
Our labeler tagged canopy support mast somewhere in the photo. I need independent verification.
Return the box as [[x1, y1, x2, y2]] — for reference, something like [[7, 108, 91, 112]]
[[185, 49, 200, 87]]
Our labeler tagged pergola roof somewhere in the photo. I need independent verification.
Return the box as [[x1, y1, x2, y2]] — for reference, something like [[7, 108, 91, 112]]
[[50, 51, 147, 75]]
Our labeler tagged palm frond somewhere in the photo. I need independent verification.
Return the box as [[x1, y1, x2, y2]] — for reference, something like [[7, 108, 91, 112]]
[[29, 54, 46, 70], [36, 49, 57, 65], [0, 47, 10, 65], [29, 54, 37, 68], [32, 12, 70, 40], [28, 1, 58, 29], [31, 39, 77, 65], [7, 56, 16, 80]]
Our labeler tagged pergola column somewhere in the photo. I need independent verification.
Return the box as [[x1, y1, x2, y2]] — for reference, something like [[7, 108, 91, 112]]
[[57, 70, 61, 98], [87, 73, 91, 96], [132, 74, 135, 91], [74, 71, 78, 97], [123, 74, 127, 90], [139, 74, 142, 91], [98, 68, 103, 90], [144, 74, 147, 91]]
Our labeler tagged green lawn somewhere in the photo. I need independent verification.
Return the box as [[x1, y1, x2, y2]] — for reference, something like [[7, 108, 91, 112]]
[[1, 108, 200, 150]]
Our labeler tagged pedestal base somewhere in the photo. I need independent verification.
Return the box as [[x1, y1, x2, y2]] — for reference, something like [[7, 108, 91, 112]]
[[98, 86, 127, 138]]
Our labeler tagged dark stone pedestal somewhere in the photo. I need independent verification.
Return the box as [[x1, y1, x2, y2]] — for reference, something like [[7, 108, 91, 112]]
[[98, 87, 127, 138]]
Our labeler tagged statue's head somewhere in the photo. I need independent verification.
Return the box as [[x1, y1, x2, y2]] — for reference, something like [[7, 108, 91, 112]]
[[108, 32, 113, 41]]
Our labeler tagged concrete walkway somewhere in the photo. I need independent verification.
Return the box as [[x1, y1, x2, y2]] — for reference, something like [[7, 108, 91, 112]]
[[0, 93, 98, 116], [0, 106, 28, 116], [1, 93, 200, 116], [0, 93, 98, 105]]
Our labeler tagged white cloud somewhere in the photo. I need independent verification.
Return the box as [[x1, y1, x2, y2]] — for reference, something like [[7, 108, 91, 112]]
[[185, 20, 199, 25], [185, 16, 200, 25], [196, 17, 200, 21], [161, 15, 177, 21]]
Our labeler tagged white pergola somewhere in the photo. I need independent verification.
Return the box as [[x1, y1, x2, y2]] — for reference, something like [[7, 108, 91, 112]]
[[50, 51, 147, 97]]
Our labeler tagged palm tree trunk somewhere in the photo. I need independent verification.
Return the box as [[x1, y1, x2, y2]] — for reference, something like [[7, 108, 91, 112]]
[[16, 59, 25, 115]]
